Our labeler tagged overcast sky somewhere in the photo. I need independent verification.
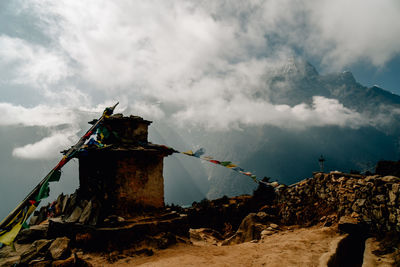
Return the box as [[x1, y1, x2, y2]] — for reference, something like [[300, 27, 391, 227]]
[[0, 1, 400, 214], [0, 0, 399, 160]]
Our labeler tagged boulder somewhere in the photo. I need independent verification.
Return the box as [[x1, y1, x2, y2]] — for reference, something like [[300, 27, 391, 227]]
[[392, 183, 400, 193], [0, 243, 31, 260], [148, 232, 177, 249], [79, 201, 92, 224], [55, 194, 64, 216], [51, 255, 75, 267], [190, 228, 223, 245], [338, 215, 366, 234], [20, 239, 53, 263], [88, 199, 101, 226], [389, 190, 397, 204], [354, 199, 366, 207], [34, 239, 53, 252], [20, 245, 40, 264], [222, 213, 270, 245], [61, 195, 70, 214], [30, 215, 39, 226], [21, 242, 53, 266], [30, 259, 52, 267], [35, 207, 47, 225], [260, 229, 274, 237], [269, 223, 279, 229], [17, 224, 48, 243], [65, 192, 77, 216], [375, 195, 386, 203], [66, 207, 82, 223], [49, 237, 70, 260], [79, 200, 88, 210], [381, 176, 400, 183], [0, 255, 20, 266]]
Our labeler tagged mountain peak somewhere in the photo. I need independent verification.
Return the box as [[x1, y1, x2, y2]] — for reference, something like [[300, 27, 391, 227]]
[[279, 57, 319, 77], [339, 71, 356, 84]]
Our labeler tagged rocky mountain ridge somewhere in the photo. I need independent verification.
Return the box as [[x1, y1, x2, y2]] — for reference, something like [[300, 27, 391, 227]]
[[191, 59, 400, 199]]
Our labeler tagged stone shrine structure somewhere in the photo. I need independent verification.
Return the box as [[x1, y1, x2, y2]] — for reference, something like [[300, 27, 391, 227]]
[[77, 114, 174, 216]]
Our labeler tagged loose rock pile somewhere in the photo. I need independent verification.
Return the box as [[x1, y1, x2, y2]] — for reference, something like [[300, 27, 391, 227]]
[[0, 236, 92, 266], [29, 191, 101, 227], [185, 181, 277, 236], [222, 212, 279, 245], [1, 190, 190, 266]]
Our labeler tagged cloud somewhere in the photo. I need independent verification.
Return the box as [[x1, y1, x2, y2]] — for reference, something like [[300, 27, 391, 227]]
[[200, 0, 400, 70], [0, 0, 397, 137], [173, 96, 367, 130], [306, 0, 400, 69], [130, 101, 165, 120], [12, 129, 78, 159], [0, 102, 77, 127], [0, 102, 82, 160], [0, 35, 71, 87]]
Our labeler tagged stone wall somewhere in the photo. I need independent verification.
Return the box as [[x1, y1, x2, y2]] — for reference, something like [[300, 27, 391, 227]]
[[79, 149, 165, 216], [277, 172, 400, 234], [115, 153, 165, 210], [101, 115, 151, 144]]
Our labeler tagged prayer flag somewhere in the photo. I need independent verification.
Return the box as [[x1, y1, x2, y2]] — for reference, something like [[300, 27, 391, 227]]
[[0, 204, 36, 246], [178, 147, 259, 184], [182, 150, 194, 156], [193, 148, 205, 158]]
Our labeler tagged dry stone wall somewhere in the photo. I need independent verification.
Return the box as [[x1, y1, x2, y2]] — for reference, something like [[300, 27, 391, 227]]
[[277, 172, 400, 233]]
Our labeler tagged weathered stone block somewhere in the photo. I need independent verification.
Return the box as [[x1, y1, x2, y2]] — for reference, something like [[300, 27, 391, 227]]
[[381, 176, 400, 183], [61, 194, 69, 214], [389, 213, 396, 224], [392, 183, 400, 193], [66, 207, 82, 223], [374, 195, 386, 203], [79, 200, 92, 224], [389, 190, 397, 204], [49, 237, 70, 260], [17, 224, 48, 244]]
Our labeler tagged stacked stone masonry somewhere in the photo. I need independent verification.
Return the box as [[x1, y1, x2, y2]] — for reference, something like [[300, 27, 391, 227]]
[[277, 172, 400, 233]]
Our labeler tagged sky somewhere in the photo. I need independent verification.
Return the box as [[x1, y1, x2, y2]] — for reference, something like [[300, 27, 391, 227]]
[[0, 1, 399, 134], [0, 0, 400, 215]]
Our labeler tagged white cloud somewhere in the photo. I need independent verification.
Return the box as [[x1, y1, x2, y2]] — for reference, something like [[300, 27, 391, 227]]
[[0, 35, 71, 87], [41, 87, 92, 108], [307, 0, 400, 69], [0, 102, 77, 127], [173, 96, 367, 130], [0, 0, 397, 137], [0, 102, 82, 160], [130, 101, 165, 121], [12, 129, 78, 159]]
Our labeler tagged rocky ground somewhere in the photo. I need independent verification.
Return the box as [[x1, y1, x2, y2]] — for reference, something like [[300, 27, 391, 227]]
[[83, 225, 342, 267], [1, 223, 397, 266], [1, 172, 400, 266], [59, 224, 398, 267]]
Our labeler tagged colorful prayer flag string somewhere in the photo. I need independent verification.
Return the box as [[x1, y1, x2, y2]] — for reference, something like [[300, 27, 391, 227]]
[[180, 148, 259, 183]]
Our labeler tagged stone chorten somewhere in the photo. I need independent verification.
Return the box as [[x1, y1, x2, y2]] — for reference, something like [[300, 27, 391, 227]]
[[77, 114, 174, 216]]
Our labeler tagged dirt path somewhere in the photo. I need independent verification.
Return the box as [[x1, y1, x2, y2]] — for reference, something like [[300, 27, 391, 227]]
[[86, 226, 344, 267]]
